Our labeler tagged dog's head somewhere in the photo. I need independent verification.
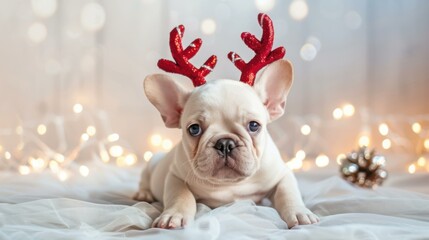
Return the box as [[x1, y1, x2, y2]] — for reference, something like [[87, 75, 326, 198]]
[[144, 60, 293, 183], [143, 13, 293, 183]]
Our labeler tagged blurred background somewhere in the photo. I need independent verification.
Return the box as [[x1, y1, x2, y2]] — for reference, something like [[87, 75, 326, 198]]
[[0, 0, 428, 179]]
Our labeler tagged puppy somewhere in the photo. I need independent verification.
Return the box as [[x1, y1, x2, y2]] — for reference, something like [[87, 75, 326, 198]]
[[134, 14, 319, 229]]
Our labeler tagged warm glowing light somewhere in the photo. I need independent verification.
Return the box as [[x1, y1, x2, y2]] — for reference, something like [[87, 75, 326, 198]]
[[333, 108, 343, 120], [86, 126, 96, 136], [378, 123, 389, 136], [73, 103, 83, 113], [31, 0, 57, 18], [37, 124, 47, 135], [81, 133, 89, 142], [124, 154, 137, 166], [358, 135, 370, 147], [201, 18, 216, 35], [150, 134, 162, 146], [408, 164, 416, 174], [300, 43, 317, 61], [162, 139, 173, 151], [81, 2, 106, 32], [336, 154, 346, 165], [100, 149, 110, 162], [107, 133, 119, 142], [54, 153, 64, 163], [19, 165, 31, 175], [417, 157, 426, 167], [286, 158, 303, 170], [58, 170, 69, 181], [315, 154, 330, 167], [342, 104, 355, 117], [289, 0, 308, 21], [79, 165, 90, 177], [0, 145, 3, 153], [49, 160, 60, 173], [28, 22, 47, 43], [144, 151, 153, 162], [5, 151, 12, 160], [295, 150, 306, 160], [424, 139, 429, 150], [412, 122, 422, 134], [255, 0, 276, 12], [382, 139, 392, 149], [29, 157, 46, 171], [300, 124, 311, 135], [16, 126, 23, 135], [109, 145, 124, 157]]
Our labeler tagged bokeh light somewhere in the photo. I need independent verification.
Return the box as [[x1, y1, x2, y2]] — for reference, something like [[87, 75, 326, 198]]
[[289, 0, 309, 21]]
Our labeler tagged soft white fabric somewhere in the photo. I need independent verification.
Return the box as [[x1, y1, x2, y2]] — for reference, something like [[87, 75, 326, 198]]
[[1, 160, 429, 240]]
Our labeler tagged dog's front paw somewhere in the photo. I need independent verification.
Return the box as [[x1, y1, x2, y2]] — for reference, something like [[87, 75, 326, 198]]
[[279, 206, 319, 229], [133, 189, 155, 202], [152, 209, 193, 229]]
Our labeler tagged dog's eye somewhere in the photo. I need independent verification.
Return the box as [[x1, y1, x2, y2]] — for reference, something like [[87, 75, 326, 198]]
[[248, 121, 260, 133], [188, 124, 202, 136]]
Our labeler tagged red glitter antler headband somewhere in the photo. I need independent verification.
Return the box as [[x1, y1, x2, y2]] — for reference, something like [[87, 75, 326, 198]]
[[157, 25, 217, 87], [157, 14, 284, 87], [228, 13, 285, 86]]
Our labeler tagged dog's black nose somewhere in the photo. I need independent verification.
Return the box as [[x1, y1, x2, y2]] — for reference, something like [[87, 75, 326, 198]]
[[214, 138, 236, 156]]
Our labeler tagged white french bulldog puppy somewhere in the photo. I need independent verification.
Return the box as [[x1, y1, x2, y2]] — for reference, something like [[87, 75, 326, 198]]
[[134, 59, 319, 229]]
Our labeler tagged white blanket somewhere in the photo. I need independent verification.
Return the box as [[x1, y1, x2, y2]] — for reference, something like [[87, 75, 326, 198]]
[[1, 160, 428, 240]]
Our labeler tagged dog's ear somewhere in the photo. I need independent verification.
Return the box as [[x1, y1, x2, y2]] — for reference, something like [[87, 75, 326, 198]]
[[144, 74, 192, 128], [253, 59, 293, 122]]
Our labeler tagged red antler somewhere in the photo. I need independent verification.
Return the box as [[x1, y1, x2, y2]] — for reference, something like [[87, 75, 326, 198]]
[[157, 25, 217, 87], [228, 13, 285, 86]]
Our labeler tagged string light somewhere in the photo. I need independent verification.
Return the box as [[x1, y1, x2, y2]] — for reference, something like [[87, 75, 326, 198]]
[[28, 22, 47, 43], [80, 2, 106, 32], [300, 124, 311, 135], [86, 126, 96, 136], [100, 149, 110, 162], [58, 170, 69, 181], [382, 139, 392, 149], [162, 139, 173, 151], [107, 133, 119, 142], [286, 157, 303, 170], [300, 43, 317, 61], [124, 154, 137, 166], [315, 154, 329, 167], [143, 151, 153, 162], [255, 0, 276, 12], [31, 0, 57, 18], [342, 104, 355, 117], [16, 126, 23, 135], [73, 103, 83, 113], [5, 151, 11, 160], [109, 145, 123, 157], [336, 154, 346, 165], [54, 153, 64, 163], [358, 135, 370, 147], [295, 150, 306, 160], [408, 164, 416, 174], [79, 165, 90, 177], [378, 123, 389, 136], [417, 157, 426, 167], [49, 160, 60, 173], [412, 122, 422, 134], [333, 108, 343, 120], [200, 18, 216, 35], [289, 0, 308, 21], [150, 134, 162, 146], [37, 124, 47, 135], [424, 139, 429, 150], [81, 133, 89, 142], [19, 165, 31, 175], [29, 157, 46, 171]]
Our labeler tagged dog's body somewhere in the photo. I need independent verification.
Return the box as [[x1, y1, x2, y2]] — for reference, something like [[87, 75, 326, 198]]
[[134, 60, 319, 229]]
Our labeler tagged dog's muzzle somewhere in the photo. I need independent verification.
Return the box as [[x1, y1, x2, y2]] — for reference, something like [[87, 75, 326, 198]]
[[214, 138, 236, 156]]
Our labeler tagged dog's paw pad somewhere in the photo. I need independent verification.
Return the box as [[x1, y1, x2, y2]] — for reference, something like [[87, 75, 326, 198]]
[[280, 206, 319, 228], [133, 189, 155, 202]]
